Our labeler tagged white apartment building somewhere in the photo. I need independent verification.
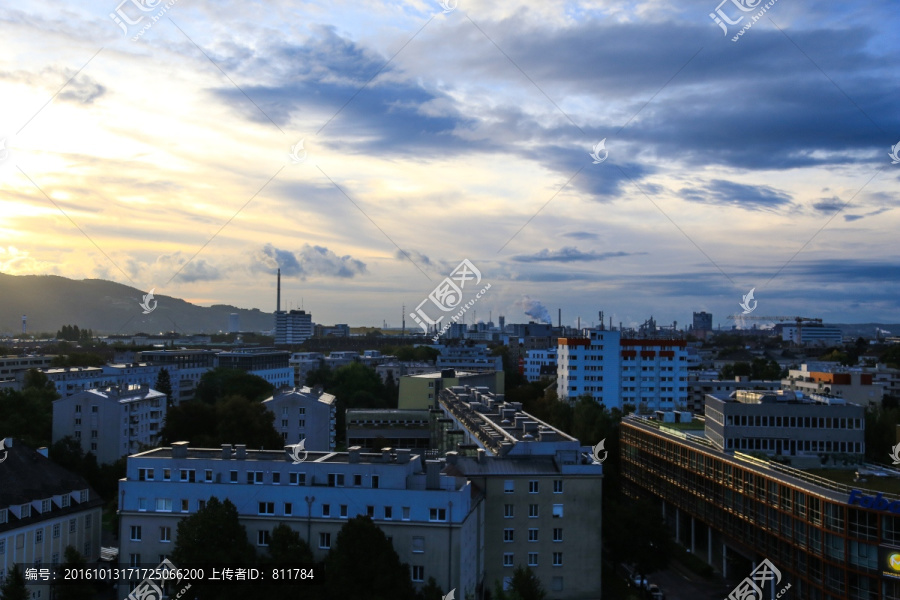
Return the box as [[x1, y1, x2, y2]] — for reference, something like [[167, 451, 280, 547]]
[[137, 349, 218, 404], [0, 439, 103, 599], [116, 443, 482, 599], [288, 352, 324, 387], [0, 355, 54, 390], [52, 385, 167, 465], [523, 348, 557, 382], [436, 346, 503, 372], [262, 387, 337, 450], [557, 328, 689, 412]]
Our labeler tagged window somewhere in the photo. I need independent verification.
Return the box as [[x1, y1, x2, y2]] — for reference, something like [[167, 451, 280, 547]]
[[328, 473, 345, 487], [412, 537, 425, 553], [180, 469, 195, 482], [129, 553, 140, 567], [402, 507, 411, 521], [319, 532, 331, 549], [372, 475, 379, 489], [503, 553, 514, 567], [139, 468, 154, 481], [299, 419, 306, 428], [230, 470, 238, 483], [354, 474, 362, 486], [247, 471, 263, 484], [552, 504, 564, 518], [198, 500, 206, 511], [205, 469, 213, 482], [322, 504, 331, 517], [41, 499, 51, 513], [340, 505, 348, 518], [85, 514, 92, 528], [75, 405, 82, 413], [130, 526, 142, 541], [53, 524, 60, 539], [366, 506, 375, 517], [528, 552, 538, 566], [160, 527, 171, 542], [138, 498, 147, 512], [272, 472, 280, 484], [281, 419, 288, 427], [259, 502, 275, 515], [504, 480, 514, 493], [504, 504, 514, 518], [384, 506, 393, 520], [429, 508, 447, 522], [257, 530, 271, 546], [284, 503, 293, 516], [181, 499, 189, 512], [91, 442, 97, 451], [553, 552, 563, 566], [156, 498, 172, 512], [35, 530, 43, 543], [553, 528, 563, 542], [529, 481, 539, 494], [411, 566, 424, 582], [52, 552, 60, 566], [553, 480, 563, 493], [163, 469, 171, 481], [504, 529, 515, 542], [528, 529, 539, 542], [290, 472, 306, 485], [528, 504, 539, 518], [74, 431, 81, 439], [551, 576, 563, 592], [91, 406, 98, 413]]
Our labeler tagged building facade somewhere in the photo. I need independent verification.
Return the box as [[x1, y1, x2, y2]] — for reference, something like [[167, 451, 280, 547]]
[[138, 349, 218, 404], [52, 385, 167, 465], [524, 349, 557, 382], [782, 365, 884, 406], [275, 310, 313, 345], [398, 370, 504, 410], [346, 409, 431, 450], [261, 387, 336, 450], [216, 348, 292, 389]]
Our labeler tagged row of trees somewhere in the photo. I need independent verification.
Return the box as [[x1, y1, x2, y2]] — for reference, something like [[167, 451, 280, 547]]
[[718, 358, 786, 380], [55, 324, 94, 342], [0, 370, 59, 449]]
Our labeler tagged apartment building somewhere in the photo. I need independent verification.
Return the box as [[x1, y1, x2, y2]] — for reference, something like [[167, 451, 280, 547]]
[[523, 348, 557, 382], [116, 443, 482, 599], [216, 348, 292, 389], [398, 369, 504, 410], [52, 385, 167, 464], [261, 386, 336, 450], [782, 364, 884, 406]]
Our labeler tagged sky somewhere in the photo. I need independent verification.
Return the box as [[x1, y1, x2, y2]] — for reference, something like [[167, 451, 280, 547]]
[[1, 0, 899, 331]]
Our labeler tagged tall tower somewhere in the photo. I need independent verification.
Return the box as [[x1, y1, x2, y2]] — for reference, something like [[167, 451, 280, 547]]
[[276, 268, 282, 313], [22, 315, 27, 335]]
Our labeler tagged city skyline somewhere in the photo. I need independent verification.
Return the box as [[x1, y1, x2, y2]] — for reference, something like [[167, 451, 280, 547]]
[[1, 0, 899, 328]]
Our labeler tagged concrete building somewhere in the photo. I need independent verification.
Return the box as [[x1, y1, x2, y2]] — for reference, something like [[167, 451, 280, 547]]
[[704, 390, 866, 467], [375, 361, 435, 384], [782, 364, 884, 406], [52, 385, 167, 465], [692, 311, 713, 338], [0, 438, 103, 599], [288, 352, 325, 387], [325, 350, 360, 370], [398, 370, 504, 410], [687, 376, 782, 413], [621, 415, 896, 600], [523, 349, 557, 382], [228, 313, 240, 333], [314, 323, 350, 338], [782, 323, 843, 346], [138, 349, 218, 404], [435, 387, 603, 599], [116, 443, 482, 599], [275, 309, 313, 345], [0, 355, 54, 390], [262, 387, 336, 450], [216, 347, 292, 389], [557, 328, 689, 412], [346, 409, 431, 451], [436, 346, 503, 372], [38, 366, 117, 398]]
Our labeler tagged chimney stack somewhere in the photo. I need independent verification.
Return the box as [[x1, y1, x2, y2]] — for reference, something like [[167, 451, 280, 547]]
[[277, 268, 281, 312]]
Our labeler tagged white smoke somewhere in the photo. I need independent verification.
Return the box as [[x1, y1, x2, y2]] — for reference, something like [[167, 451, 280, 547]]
[[517, 296, 552, 324]]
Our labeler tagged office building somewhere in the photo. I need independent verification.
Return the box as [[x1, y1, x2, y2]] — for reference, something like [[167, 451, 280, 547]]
[[692, 311, 713, 338], [398, 370, 504, 410], [435, 387, 603, 599], [557, 328, 689, 412], [262, 387, 336, 450], [138, 349, 218, 404], [228, 313, 240, 333], [436, 346, 503, 372], [621, 415, 897, 600], [52, 385, 167, 465], [782, 324, 843, 346], [375, 361, 435, 384], [275, 310, 313, 345], [687, 376, 782, 413], [782, 364, 884, 406], [0, 438, 103, 600], [116, 443, 481, 599], [216, 348, 292, 389], [314, 323, 350, 338], [346, 409, 431, 450], [288, 352, 325, 387]]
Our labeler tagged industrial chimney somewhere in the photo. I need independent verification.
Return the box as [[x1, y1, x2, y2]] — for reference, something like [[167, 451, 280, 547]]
[[277, 268, 281, 313]]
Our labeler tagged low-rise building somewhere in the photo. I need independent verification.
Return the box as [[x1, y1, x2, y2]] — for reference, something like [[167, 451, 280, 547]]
[[782, 364, 884, 406], [0, 438, 103, 598], [0, 355, 54, 390], [116, 443, 482, 600], [262, 387, 336, 450], [436, 346, 503, 372], [375, 361, 435, 384], [346, 409, 431, 450], [138, 349, 218, 404], [523, 349, 557, 382], [398, 369, 504, 410], [52, 385, 167, 464], [216, 348, 292, 389], [288, 352, 325, 387], [687, 376, 782, 413]]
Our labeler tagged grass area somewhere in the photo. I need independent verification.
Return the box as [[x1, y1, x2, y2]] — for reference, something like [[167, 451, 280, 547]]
[[805, 468, 900, 495]]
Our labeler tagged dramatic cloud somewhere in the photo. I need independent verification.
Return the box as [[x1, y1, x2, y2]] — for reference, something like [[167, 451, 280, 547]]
[[253, 244, 366, 279], [512, 247, 640, 263], [680, 180, 793, 211]]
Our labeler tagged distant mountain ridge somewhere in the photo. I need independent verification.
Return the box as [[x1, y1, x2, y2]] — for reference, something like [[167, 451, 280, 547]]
[[0, 273, 275, 335]]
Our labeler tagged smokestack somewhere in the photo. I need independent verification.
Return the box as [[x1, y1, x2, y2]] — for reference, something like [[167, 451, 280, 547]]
[[558, 308, 561, 328], [277, 268, 281, 312]]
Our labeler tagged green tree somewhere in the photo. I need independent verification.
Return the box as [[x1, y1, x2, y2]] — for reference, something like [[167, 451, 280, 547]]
[[215, 395, 283, 449], [258, 524, 319, 600], [154, 368, 174, 406], [0, 371, 58, 448], [0, 564, 28, 600], [160, 401, 217, 446], [492, 565, 546, 600], [171, 497, 256, 600], [195, 368, 274, 404], [419, 577, 445, 600], [54, 547, 95, 600], [880, 345, 900, 369], [324, 516, 416, 600]]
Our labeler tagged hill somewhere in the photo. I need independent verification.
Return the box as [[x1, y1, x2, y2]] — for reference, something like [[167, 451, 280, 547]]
[[0, 273, 274, 335]]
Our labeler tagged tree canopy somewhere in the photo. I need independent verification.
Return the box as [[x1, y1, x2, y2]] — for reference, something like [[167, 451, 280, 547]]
[[160, 395, 282, 449], [194, 368, 274, 404], [492, 565, 546, 600], [0, 369, 59, 448], [0, 564, 28, 600]]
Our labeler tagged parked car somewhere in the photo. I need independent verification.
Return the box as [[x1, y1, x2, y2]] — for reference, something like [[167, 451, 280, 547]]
[[631, 574, 649, 589], [648, 583, 664, 599]]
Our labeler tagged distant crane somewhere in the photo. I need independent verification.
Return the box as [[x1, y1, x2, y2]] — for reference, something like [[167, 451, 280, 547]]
[[726, 315, 823, 345]]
